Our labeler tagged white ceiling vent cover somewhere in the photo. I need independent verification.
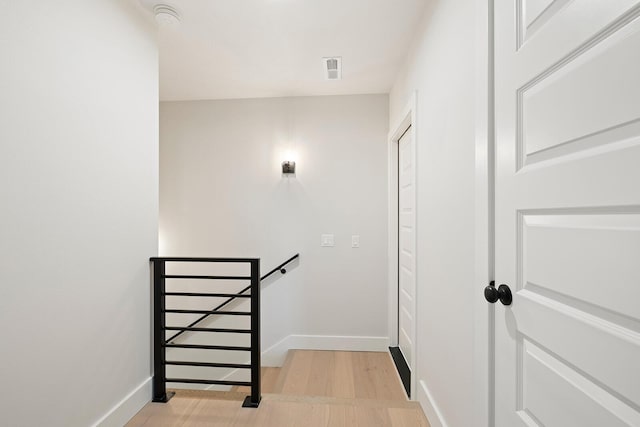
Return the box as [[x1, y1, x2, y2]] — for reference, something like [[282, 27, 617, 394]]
[[323, 57, 342, 80]]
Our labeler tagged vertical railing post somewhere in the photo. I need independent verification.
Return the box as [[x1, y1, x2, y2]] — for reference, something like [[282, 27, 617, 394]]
[[152, 260, 173, 402], [243, 259, 261, 407]]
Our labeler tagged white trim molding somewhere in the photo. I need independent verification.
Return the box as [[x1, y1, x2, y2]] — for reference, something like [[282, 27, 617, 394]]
[[417, 380, 450, 427], [262, 334, 391, 367], [92, 377, 151, 427], [387, 90, 418, 399], [472, 0, 494, 426]]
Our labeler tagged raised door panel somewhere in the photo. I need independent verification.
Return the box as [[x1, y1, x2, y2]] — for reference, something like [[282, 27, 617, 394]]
[[494, 1, 640, 426], [398, 128, 414, 369]]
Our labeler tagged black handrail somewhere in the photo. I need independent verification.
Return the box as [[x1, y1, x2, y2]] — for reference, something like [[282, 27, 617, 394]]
[[151, 257, 262, 408], [164, 253, 299, 343], [261, 253, 300, 281]]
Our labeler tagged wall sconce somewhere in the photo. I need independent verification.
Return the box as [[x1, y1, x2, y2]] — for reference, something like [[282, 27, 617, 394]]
[[282, 161, 296, 175]]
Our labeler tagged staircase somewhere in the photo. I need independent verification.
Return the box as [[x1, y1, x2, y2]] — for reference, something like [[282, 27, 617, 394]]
[[128, 349, 430, 426], [150, 254, 300, 408], [144, 255, 430, 425]]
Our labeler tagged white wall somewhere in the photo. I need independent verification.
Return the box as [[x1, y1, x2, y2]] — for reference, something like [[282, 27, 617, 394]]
[[160, 95, 389, 362], [389, 1, 478, 426], [0, 2, 158, 426]]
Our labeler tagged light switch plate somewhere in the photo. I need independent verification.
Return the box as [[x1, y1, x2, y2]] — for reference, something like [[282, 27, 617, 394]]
[[351, 235, 360, 248], [321, 234, 334, 247]]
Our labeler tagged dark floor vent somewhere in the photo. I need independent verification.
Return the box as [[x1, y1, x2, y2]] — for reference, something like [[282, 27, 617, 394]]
[[389, 346, 411, 398]]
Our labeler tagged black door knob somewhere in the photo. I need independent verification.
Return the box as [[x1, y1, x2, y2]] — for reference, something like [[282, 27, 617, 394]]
[[484, 281, 512, 306]]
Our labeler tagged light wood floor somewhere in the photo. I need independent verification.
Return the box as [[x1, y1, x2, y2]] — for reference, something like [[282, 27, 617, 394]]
[[127, 350, 430, 427], [231, 366, 281, 394]]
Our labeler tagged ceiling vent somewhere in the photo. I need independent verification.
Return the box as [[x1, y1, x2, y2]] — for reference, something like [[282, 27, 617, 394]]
[[323, 57, 342, 80]]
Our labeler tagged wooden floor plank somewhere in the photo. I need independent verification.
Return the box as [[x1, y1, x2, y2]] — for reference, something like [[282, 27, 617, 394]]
[[305, 350, 333, 396], [231, 367, 281, 394], [126, 393, 430, 427], [326, 404, 357, 427], [388, 407, 431, 427], [126, 350, 430, 427], [329, 350, 355, 398], [359, 404, 397, 426], [352, 351, 406, 401], [278, 350, 406, 400], [261, 367, 281, 393], [271, 349, 295, 393], [279, 349, 313, 395]]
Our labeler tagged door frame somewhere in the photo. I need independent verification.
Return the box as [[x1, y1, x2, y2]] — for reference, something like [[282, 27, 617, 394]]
[[386, 1, 494, 419], [473, 0, 494, 426], [388, 91, 417, 399]]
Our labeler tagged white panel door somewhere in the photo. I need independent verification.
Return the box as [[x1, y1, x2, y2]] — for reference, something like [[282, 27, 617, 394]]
[[398, 126, 415, 369], [494, 1, 640, 426]]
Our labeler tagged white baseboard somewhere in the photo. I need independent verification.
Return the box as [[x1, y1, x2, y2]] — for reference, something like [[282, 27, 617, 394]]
[[262, 334, 390, 366], [417, 380, 448, 427], [92, 377, 151, 427]]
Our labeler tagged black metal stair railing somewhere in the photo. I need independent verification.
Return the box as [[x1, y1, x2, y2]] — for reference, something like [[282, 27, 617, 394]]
[[165, 253, 299, 344], [150, 254, 299, 408]]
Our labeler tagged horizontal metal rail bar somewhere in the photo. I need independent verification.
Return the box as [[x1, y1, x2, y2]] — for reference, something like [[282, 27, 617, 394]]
[[165, 361, 251, 369], [164, 326, 251, 333], [164, 309, 250, 316], [164, 343, 251, 351], [164, 286, 251, 343], [150, 257, 258, 263], [164, 254, 300, 343], [164, 292, 251, 298], [166, 378, 251, 386], [164, 275, 250, 280]]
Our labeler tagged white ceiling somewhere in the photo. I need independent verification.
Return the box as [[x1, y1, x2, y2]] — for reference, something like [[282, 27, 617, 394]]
[[138, 0, 428, 101]]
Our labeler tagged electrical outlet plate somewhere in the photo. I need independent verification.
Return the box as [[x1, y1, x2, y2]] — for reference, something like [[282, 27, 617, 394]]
[[321, 234, 334, 247]]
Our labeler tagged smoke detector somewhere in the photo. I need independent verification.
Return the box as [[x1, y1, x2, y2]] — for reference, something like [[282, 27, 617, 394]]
[[323, 57, 342, 80], [154, 4, 180, 26]]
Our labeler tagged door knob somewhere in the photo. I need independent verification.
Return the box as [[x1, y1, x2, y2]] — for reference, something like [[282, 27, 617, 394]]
[[484, 281, 512, 305]]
